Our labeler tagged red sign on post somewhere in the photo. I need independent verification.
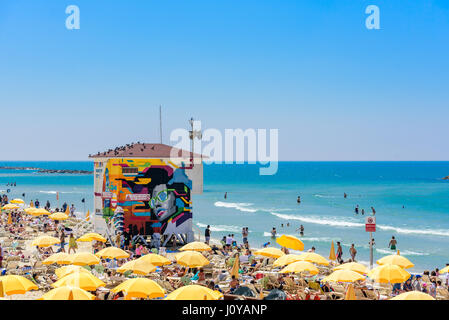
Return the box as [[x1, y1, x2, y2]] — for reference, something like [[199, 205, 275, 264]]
[[365, 216, 376, 232]]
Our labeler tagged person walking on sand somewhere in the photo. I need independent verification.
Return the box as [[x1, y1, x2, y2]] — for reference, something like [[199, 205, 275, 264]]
[[68, 233, 77, 254], [389, 236, 397, 251], [242, 227, 249, 246], [336, 242, 343, 264], [349, 244, 357, 261], [59, 229, 66, 253], [205, 225, 211, 245], [70, 204, 76, 217]]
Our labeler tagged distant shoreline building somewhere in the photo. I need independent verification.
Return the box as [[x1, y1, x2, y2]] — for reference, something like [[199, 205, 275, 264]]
[[89, 142, 204, 245]]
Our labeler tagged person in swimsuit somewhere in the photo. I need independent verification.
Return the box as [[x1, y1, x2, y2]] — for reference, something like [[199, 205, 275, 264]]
[[389, 236, 397, 251]]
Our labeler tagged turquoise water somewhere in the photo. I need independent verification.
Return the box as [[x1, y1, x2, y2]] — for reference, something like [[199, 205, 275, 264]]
[[1, 161, 448, 272]]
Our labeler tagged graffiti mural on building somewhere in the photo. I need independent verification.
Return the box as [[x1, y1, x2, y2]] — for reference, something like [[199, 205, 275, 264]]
[[102, 159, 192, 236]]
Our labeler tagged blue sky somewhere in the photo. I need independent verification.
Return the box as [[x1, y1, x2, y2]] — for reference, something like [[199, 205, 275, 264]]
[[0, 0, 448, 161]]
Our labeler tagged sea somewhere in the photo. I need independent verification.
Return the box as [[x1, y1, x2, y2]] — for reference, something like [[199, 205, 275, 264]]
[[1, 161, 448, 273]]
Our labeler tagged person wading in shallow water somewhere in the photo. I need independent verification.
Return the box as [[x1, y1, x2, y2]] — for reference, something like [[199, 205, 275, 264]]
[[336, 242, 343, 264], [389, 236, 398, 251], [349, 244, 357, 262]]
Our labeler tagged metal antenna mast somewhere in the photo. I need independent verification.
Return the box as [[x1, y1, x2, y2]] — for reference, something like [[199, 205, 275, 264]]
[[159, 105, 163, 144]]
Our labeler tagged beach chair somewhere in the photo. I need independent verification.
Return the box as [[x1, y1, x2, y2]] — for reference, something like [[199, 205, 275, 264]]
[[181, 275, 191, 286], [283, 277, 299, 293], [436, 287, 449, 300]]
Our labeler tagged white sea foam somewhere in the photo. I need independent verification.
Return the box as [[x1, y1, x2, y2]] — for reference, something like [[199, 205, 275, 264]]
[[270, 212, 364, 228], [214, 201, 258, 213], [271, 212, 449, 238], [263, 232, 272, 237], [377, 225, 449, 237], [261, 232, 337, 243], [314, 194, 337, 199], [196, 222, 242, 233], [376, 248, 429, 256], [39, 190, 84, 195]]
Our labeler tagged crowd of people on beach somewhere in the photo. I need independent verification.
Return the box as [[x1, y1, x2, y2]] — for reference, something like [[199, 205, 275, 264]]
[[1, 188, 449, 301]]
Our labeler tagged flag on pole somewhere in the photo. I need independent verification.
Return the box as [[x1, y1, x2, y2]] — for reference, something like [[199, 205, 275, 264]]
[[56, 192, 59, 201], [65, 205, 70, 215], [86, 210, 90, 222], [329, 241, 336, 261]]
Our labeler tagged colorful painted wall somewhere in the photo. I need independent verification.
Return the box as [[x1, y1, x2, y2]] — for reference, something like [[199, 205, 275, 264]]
[[102, 159, 192, 236]]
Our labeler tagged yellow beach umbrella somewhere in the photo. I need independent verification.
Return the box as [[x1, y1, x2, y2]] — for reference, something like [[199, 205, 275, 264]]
[[297, 252, 329, 266], [230, 255, 240, 278], [117, 259, 156, 276], [52, 271, 105, 291], [329, 241, 336, 261], [10, 199, 25, 205], [31, 236, 60, 248], [367, 264, 411, 284], [77, 232, 107, 243], [33, 208, 51, 216], [273, 254, 303, 267], [334, 262, 368, 275], [254, 247, 285, 259], [276, 235, 304, 251], [165, 285, 223, 300], [38, 286, 95, 300], [139, 254, 171, 266], [439, 266, 449, 274], [26, 208, 41, 216], [49, 212, 69, 221], [376, 254, 414, 269], [24, 207, 37, 214], [95, 247, 129, 259], [55, 265, 92, 280], [345, 283, 357, 300], [43, 252, 72, 265], [390, 291, 435, 300], [322, 270, 365, 283], [69, 252, 100, 266], [175, 251, 210, 268], [112, 278, 165, 299], [0, 275, 38, 296], [180, 241, 212, 252], [279, 261, 319, 275], [2, 204, 20, 210]]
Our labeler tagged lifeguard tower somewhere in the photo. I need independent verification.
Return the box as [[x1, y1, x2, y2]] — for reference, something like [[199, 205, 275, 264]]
[[89, 142, 204, 246]]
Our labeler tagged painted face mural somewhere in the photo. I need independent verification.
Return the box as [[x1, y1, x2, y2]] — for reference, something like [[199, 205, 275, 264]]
[[102, 159, 192, 236], [150, 184, 177, 221]]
